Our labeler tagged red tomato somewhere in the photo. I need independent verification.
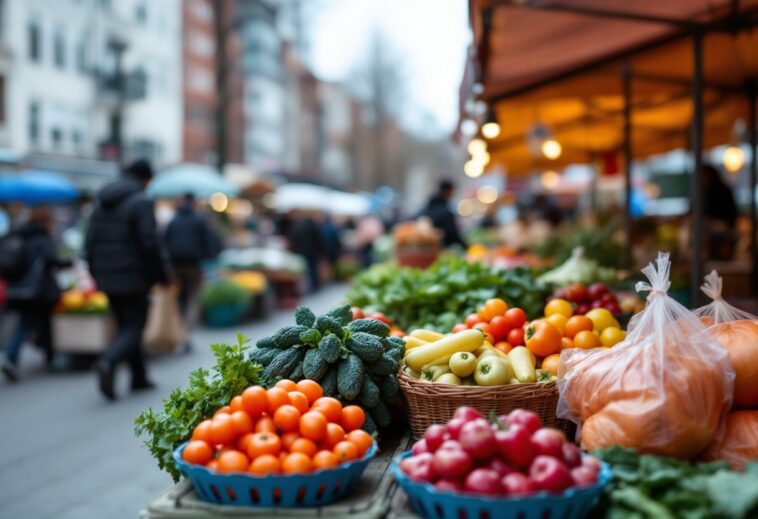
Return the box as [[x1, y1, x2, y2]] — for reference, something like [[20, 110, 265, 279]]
[[488, 316, 510, 342], [369, 312, 391, 325], [351, 307, 365, 320], [504, 308, 527, 330], [507, 328, 525, 346], [452, 323, 469, 333], [465, 313, 481, 328]]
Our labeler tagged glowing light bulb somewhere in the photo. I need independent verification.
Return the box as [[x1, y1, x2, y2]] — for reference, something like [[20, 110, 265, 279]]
[[723, 145, 745, 173], [541, 139, 562, 160], [467, 138, 487, 156], [477, 185, 498, 204], [464, 160, 484, 178], [541, 171, 560, 190], [209, 192, 229, 212], [482, 121, 501, 139]]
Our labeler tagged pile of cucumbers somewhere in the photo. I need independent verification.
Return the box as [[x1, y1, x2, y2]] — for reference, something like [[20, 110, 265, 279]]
[[249, 304, 404, 433]]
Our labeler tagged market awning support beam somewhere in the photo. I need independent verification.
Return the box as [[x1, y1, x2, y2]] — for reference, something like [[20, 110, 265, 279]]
[[623, 64, 634, 261], [691, 32, 705, 306], [748, 79, 757, 296]]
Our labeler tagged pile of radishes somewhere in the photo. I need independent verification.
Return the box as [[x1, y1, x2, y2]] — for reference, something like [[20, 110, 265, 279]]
[[399, 407, 602, 497]]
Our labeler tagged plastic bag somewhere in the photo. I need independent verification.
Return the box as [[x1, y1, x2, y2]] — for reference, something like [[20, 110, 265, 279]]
[[694, 271, 758, 408], [557, 252, 734, 459], [143, 286, 184, 353], [701, 410, 758, 470]]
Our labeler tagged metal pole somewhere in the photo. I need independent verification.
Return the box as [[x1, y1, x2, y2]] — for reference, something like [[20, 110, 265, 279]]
[[748, 80, 757, 296], [622, 64, 633, 261], [213, 0, 228, 172], [691, 33, 705, 306]]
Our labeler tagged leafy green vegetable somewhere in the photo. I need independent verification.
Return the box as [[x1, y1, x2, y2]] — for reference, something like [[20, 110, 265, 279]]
[[534, 221, 629, 270], [346, 257, 548, 331], [200, 280, 251, 309], [593, 446, 758, 519], [134, 334, 262, 482]]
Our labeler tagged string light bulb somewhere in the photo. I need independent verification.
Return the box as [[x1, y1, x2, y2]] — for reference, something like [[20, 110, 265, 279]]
[[723, 145, 745, 173], [541, 139, 562, 160]]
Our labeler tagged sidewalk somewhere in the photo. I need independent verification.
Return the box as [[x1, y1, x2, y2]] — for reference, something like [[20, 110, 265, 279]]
[[0, 284, 348, 519]]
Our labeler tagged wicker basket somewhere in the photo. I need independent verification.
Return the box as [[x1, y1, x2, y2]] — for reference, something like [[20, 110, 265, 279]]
[[398, 372, 575, 440]]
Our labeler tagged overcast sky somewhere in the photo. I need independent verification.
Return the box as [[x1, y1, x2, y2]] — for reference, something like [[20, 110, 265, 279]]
[[306, 0, 471, 138]]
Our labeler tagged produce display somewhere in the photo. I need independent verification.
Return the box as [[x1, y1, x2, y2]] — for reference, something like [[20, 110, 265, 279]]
[[534, 222, 628, 271], [248, 304, 404, 433], [548, 282, 636, 317], [56, 289, 109, 314], [228, 270, 268, 295], [200, 280, 252, 310], [594, 446, 758, 518], [135, 335, 264, 481], [180, 378, 375, 476], [537, 248, 616, 287], [558, 253, 734, 459], [393, 218, 441, 248], [399, 407, 605, 496], [347, 257, 548, 332], [350, 306, 406, 337], [218, 247, 306, 275]]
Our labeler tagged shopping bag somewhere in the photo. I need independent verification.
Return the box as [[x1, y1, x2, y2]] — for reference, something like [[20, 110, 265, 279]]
[[143, 286, 184, 353]]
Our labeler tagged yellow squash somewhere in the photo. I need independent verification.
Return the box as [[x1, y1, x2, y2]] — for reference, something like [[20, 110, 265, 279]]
[[508, 346, 537, 383], [410, 329, 446, 342], [405, 329, 484, 371]]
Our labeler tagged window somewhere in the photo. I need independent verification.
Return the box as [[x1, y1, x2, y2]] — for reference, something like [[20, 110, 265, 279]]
[[189, 33, 214, 57], [76, 38, 87, 73], [191, 0, 212, 22], [53, 29, 65, 69], [28, 102, 40, 144], [135, 2, 146, 24], [187, 66, 213, 93], [51, 127, 63, 149], [28, 21, 41, 62]]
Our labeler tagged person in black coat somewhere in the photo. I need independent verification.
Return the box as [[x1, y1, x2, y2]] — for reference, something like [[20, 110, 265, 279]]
[[2, 207, 70, 381], [287, 211, 324, 292], [85, 159, 171, 400], [164, 193, 218, 344], [421, 180, 467, 248]]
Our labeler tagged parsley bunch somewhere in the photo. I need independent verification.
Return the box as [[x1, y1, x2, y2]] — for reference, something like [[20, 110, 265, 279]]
[[134, 334, 263, 481]]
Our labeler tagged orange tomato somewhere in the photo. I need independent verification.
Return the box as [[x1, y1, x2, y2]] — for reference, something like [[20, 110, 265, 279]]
[[312, 450, 339, 470], [275, 379, 299, 392], [288, 391, 310, 413], [249, 454, 281, 475], [300, 411, 328, 441], [230, 395, 244, 413], [494, 341, 513, 355], [323, 423, 346, 449], [545, 314, 568, 336], [311, 397, 342, 423], [290, 437, 318, 457], [217, 450, 249, 473], [541, 354, 561, 377], [241, 386, 268, 418], [340, 405, 366, 432], [213, 406, 232, 417], [484, 298, 508, 318], [296, 380, 323, 404], [565, 316, 594, 339], [192, 419, 213, 443], [209, 414, 237, 446], [560, 337, 575, 350], [183, 440, 214, 465], [247, 432, 282, 459], [273, 404, 302, 432], [230, 411, 254, 436], [255, 416, 277, 434], [574, 330, 601, 349], [266, 387, 291, 414], [237, 432, 255, 453], [333, 441, 358, 462], [525, 321, 562, 357], [206, 459, 219, 471], [282, 452, 313, 474], [346, 430, 373, 456], [281, 431, 300, 451]]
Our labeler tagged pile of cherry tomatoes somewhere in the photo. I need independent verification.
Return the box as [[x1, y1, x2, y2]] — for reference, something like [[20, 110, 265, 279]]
[[182, 379, 374, 476], [451, 298, 528, 354]]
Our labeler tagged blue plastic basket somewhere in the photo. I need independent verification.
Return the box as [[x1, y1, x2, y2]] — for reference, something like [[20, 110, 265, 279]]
[[173, 441, 377, 507], [391, 451, 611, 519]]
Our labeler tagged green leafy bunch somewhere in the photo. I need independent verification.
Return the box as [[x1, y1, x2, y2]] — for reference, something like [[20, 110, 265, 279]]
[[199, 280, 251, 309], [593, 446, 758, 519], [346, 257, 548, 332], [134, 334, 263, 481]]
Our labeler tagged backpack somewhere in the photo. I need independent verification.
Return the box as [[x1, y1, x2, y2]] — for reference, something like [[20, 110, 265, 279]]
[[0, 232, 28, 281]]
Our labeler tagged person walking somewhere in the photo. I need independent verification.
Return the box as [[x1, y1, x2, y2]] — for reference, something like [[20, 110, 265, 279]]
[[164, 193, 218, 349], [287, 211, 324, 292], [85, 159, 171, 400], [320, 215, 342, 282], [421, 180, 467, 248], [2, 207, 71, 381]]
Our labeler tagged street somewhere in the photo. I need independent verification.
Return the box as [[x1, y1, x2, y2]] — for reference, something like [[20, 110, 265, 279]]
[[0, 284, 348, 519]]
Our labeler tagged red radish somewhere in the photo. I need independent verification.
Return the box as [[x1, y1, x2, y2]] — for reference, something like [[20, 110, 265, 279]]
[[424, 424, 448, 452], [529, 456, 573, 493], [445, 418, 466, 440], [438, 439, 465, 452], [503, 409, 543, 434], [411, 439, 429, 456], [581, 455, 602, 473], [433, 447, 473, 479], [487, 458, 515, 476], [561, 443, 582, 468], [459, 419, 496, 459], [495, 425, 536, 468], [453, 406, 483, 422], [571, 466, 599, 487], [501, 472, 536, 496], [435, 479, 464, 492], [531, 428, 567, 458], [400, 453, 437, 483], [464, 468, 502, 495]]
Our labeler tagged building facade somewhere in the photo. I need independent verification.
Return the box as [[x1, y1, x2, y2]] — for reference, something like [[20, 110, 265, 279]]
[[0, 0, 182, 168]]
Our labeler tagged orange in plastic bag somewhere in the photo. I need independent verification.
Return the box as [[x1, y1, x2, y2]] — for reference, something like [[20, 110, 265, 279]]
[[701, 410, 758, 470], [557, 252, 734, 460], [695, 271, 758, 408]]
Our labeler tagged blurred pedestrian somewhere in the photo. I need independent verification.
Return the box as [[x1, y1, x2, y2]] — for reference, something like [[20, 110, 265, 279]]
[[421, 180, 467, 248], [164, 193, 218, 349], [320, 215, 342, 281], [85, 159, 171, 400], [356, 214, 384, 268], [2, 207, 71, 381], [703, 164, 738, 260], [287, 210, 323, 292]]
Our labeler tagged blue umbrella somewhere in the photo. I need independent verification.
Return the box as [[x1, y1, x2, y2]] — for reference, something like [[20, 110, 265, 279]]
[[0, 169, 80, 204], [147, 163, 239, 198]]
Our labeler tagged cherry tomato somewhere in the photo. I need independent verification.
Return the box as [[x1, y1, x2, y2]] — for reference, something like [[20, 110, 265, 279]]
[[507, 327, 525, 346], [451, 323, 468, 333], [488, 316, 510, 342], [504, 308, 527, 329], [484, 298, 508, 318], [464, 313, 481, 328]]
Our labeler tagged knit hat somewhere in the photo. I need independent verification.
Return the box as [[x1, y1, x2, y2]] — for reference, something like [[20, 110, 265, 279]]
[[125, 159, 154, 180]]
